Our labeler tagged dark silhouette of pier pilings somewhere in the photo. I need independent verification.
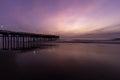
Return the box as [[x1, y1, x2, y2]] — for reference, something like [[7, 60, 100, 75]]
[[0, 30, 59, 50]]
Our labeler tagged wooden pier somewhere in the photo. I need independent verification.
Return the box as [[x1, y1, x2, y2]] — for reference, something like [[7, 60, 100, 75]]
[[0, 30, 59, 50]]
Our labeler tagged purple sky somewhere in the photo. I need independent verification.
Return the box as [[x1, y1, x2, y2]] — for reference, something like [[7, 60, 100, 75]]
[[0, 0, 120, 38]]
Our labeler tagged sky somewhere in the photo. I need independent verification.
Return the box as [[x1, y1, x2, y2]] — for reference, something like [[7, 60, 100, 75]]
[[0, 0, 120, 39]]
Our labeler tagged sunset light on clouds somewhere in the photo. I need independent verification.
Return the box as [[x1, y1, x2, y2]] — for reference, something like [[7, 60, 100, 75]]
[[0, 0, 120, 38]]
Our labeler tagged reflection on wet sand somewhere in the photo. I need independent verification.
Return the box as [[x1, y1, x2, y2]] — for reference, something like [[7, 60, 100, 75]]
[[0, 43, 120, 80]]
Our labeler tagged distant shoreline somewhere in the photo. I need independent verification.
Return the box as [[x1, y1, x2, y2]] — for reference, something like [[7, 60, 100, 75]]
[[57, 40, 120, 44]]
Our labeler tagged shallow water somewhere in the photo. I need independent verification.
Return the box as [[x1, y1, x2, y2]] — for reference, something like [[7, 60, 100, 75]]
[[0, 43, 120, 80]]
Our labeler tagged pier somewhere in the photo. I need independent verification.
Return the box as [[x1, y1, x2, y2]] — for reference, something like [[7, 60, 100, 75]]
[[0, 30, 59, 50]]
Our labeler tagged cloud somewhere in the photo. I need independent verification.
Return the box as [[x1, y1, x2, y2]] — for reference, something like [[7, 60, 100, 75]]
[[43, 0, 106, 34], [74, 23, 120, 39], [90, 24, 120, 34], [0, 0, 115, 36]]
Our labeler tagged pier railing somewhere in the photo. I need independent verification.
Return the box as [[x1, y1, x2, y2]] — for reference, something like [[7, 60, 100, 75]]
[[0, 30, 59, 50]]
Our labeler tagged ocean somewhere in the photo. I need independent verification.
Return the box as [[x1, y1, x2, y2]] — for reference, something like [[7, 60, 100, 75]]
[[0, 43, 120, 80]]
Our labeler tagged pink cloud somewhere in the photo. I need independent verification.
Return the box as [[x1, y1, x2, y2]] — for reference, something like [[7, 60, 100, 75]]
[[4, 0, 107, 34]]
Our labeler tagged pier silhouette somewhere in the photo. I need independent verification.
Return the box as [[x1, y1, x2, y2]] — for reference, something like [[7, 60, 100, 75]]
[[0, 30, 59, 50]]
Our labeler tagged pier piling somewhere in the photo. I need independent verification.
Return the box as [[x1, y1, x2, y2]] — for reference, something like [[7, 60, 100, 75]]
[[0, 30, 59, 50]]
